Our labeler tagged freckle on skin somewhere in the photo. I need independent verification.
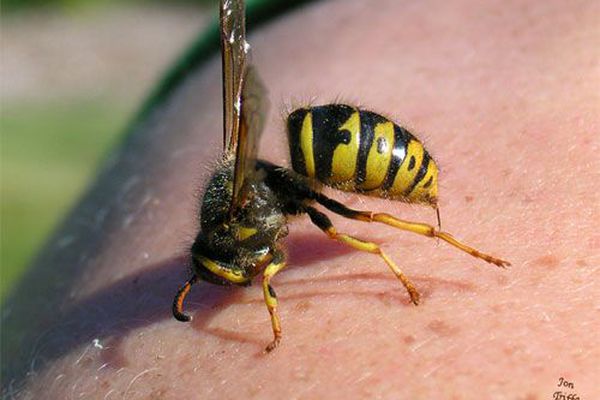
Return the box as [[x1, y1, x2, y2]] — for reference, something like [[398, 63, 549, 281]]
[[576, 259, 587, 267], [531, 255, 560, 268], [464, 195, 474, 203], [426, 319, 458, 337], [403, 335, 416, 344], [294, 300, 312, 312], [375, 292, 393, 307], [503, 345, 518, 356], [490, 304, 503, 313]]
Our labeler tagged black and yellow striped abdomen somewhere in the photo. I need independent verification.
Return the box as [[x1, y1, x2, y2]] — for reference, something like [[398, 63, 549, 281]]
[[287, 104, 438, 206]]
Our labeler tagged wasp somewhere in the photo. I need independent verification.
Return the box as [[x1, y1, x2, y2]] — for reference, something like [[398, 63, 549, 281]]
[[173, 0, 510, 352]]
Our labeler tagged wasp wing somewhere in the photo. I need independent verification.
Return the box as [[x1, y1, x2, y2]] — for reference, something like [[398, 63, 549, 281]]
[[230, 65, 269, 214], [221, 0, 270, 215], [221, 0, 247, 152]]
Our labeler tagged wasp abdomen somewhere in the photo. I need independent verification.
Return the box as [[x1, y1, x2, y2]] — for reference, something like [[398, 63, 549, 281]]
[[287, 104, 438, 206]]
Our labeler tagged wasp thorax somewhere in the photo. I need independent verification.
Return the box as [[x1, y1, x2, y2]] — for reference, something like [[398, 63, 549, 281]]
[[192, 158, 288, 286]]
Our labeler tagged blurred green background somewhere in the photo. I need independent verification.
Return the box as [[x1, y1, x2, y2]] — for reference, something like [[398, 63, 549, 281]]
[[1, 0, 214, 301]]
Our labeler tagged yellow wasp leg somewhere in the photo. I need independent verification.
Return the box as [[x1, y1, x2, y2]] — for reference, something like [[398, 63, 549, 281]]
[[263, 252, 287, 352], [314, 194, 510, 268], [361, 212, 509, 267], [305, 206, 420, 305]]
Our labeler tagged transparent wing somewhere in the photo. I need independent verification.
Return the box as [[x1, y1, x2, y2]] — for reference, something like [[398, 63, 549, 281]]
[[221, 0, 269, 214], [221, 0, 246, 152], [231, 65, 269, 213]]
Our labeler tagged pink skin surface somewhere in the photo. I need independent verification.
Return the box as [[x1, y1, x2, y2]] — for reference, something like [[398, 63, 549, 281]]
[[3, 0, 599, 398]]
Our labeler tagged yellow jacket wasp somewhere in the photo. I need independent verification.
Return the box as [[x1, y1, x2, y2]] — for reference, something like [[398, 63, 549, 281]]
[[173, 0, 510, 352]]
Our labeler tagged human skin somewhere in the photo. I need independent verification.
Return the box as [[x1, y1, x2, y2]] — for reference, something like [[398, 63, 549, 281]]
[[2, 0, 599, 398]]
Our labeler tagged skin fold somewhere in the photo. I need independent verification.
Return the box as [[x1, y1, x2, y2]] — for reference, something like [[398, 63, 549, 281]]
[[2, 0, 598, 398]]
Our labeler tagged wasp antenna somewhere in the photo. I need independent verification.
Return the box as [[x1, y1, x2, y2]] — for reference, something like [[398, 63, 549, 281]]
[[173, 275, 199, 322]]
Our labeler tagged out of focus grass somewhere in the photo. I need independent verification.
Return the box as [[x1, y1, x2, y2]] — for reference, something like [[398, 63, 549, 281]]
[[1, 0, 210, 302], [1, 98, 129, 300], [2, 0, 216, 13]]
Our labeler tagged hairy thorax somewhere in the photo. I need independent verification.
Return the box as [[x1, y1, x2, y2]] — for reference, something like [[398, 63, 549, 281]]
[[192, 156, 288, 284]]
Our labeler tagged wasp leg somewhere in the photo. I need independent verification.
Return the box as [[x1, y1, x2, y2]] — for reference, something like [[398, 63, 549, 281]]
[[263, 251, 287, 352], [313, 193, 510, 268], [173, 274, 200, 322], [304, 206, 420, 305]]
